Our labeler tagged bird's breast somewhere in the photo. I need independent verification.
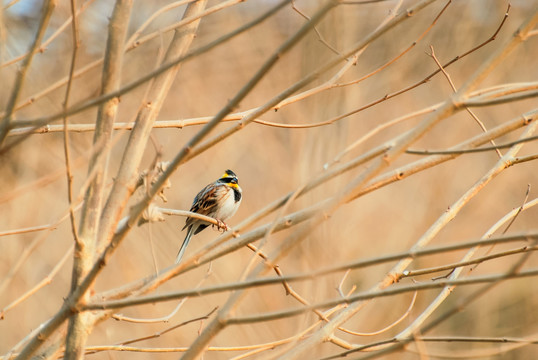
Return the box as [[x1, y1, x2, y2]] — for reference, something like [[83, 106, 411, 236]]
[[215, 189, 240, 220]]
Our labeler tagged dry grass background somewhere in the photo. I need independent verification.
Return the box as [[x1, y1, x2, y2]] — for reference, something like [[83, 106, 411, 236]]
[[1, 0, 538, 359]]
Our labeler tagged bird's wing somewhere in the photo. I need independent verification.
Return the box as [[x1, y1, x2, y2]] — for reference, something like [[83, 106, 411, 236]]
[[183, 184, 225, 229]]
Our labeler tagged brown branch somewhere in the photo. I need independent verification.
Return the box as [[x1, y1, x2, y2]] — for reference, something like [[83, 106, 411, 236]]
[[427, 44, 502, 158], [292, 0, 342, 56], [464, 88, 538, 107], [466, 185, 534, 274], [62, 0, 82, 254], [337, 291, 418, 336], [407, 132, 538, 155], [513, 153, 538, 164], [500, 184, 531, 234], [401, 246, 537, 279]]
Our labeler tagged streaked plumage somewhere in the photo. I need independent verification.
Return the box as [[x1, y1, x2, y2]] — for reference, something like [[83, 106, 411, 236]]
[[176, 170, 242, 263]]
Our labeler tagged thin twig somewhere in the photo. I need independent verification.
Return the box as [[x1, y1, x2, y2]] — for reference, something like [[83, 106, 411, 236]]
[[402, 245, 537, 279], [427, 44, 502, 158], [62, 0, 81, 247], [468, 186, 534, 273], [292, 0, 341, 55], [407, 133, 538, 155], [337, 291, 418, 336]]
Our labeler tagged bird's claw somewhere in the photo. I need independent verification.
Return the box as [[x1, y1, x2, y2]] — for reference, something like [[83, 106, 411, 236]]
[[213, 219, 228, 232]]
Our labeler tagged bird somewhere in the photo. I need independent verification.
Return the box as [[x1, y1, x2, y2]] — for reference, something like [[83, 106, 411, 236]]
[[175, 169, 242, 263]]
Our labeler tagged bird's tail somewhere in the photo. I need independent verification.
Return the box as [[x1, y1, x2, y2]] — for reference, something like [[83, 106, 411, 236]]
[[176, 226, 194, 264]]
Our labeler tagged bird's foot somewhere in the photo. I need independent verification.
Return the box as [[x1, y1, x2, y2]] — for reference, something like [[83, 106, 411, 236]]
[[213, 219, 228, 232]]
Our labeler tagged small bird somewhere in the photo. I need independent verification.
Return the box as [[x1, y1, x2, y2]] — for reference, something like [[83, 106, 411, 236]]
[[176, 169, 242, 263]]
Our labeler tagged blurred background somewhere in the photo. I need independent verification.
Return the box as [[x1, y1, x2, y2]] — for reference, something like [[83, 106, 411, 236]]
[[1, 0, 538, 359]]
